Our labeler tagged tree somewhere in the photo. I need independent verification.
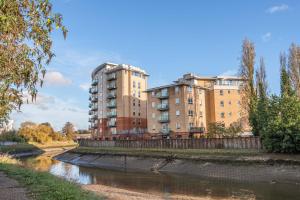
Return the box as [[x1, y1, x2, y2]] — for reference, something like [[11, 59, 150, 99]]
[[254, 57, 269, 136], [0, 0, 67, 121], [280, 53, 293, 97], [288, 43, 300, 97], [62, 122, 75, 139], [239, 39, 257, 135]]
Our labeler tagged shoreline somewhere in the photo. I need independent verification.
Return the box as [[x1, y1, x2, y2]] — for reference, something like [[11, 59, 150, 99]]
[[55, 148, 300, 184]]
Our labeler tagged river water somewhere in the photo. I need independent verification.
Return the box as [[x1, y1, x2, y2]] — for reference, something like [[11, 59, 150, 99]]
[[21, 153, 300, 200]]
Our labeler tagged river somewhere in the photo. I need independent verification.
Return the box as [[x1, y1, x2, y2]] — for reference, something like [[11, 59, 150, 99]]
[[20, 152, 300, 200]]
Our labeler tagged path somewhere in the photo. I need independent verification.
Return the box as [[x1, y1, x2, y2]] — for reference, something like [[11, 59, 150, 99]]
[[0, 172, 29, 200]]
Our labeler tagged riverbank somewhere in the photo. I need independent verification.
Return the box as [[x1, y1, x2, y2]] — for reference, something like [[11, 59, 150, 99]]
[[56, 147, 300, 184], [0, 162, 105, 200]]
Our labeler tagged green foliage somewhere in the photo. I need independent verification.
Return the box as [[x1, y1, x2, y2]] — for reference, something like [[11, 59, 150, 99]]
[[0, 164, 103, 200], [0, 130, 26, 142], [207, 122, 242, 138], [0, 0, 67, 121]]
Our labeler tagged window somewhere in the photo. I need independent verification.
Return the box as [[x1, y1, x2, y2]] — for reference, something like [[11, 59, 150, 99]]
[[175, 86, 179, 93], [238, 101, 241, 106], [228, 112, 232, 117], [138, 82, 141, 89], [138, 91, 141, 98], [133, 102, 135, 106], [133, 112, 136, 116], [175, 98, 180, 104], [133, 91, 136, 97], [176, 110, 180, 116], [133, 81, 136, 88], [228, 101, 231, 105], [152, 113, 155, 118], [176, 123, 181, 129], [187, 86, 192, 93], [188, 110, 194, 116], [152, 102, 155, 108], [199, 111, 203, 117], [221, 112, 225, 118], [151, 91, 155, 96], [189, 123, 194, 128], [220, 101, 224, 107], [188, 98, 193, 104], [220, 90, 224, 95], [228, 90, 231, 94], [198, 89, 202, 94], [138, 112, 141, 116]]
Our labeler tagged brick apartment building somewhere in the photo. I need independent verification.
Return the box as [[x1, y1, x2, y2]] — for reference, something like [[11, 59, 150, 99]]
[[145, 73, 248, 139], [89, 63, 148, 140]]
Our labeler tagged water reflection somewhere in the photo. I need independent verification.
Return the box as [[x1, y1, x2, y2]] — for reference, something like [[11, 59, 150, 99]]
[[22, 154, 300, 200]]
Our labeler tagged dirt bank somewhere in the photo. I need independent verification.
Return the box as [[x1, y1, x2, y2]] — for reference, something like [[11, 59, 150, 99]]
[[0, 172, 29, 200], [56, 152, 300, 184], [83, 184, 243, 200]]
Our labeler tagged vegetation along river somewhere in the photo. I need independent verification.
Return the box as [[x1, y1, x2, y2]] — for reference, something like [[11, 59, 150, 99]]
[[20, 152, 300, 200]]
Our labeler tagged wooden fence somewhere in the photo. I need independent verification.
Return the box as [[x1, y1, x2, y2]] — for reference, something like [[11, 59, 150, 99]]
[[78, 137, 262, 149]]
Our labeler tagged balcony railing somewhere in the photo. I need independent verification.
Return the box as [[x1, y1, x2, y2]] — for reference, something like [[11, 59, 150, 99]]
[[92, 114, 98, 119], [91, 106, 98, 111], [156, 92, 169, 99], [160, 128, 170, 135], [107, 120, 116, 127], [88, 111, 92, 115], [91, 96, 98, 102], [107, 83, 117, 90], [92, 79, 98, 86], [107, 101, 117, 108], [157, 103, 169, 111], [189, 127, 205, 133], [158, 115, 169, 123], [89, 103, 92, 108], [89, 88, 98, 94], [107, 73, 116, 81], [107, 111, 117, 118], [107, 91, 116, 99]]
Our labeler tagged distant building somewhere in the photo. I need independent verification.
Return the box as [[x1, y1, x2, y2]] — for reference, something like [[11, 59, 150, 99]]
[[89, 63, 148, 140], [0, 120, 14, 134], [146, 73, 248, 139]]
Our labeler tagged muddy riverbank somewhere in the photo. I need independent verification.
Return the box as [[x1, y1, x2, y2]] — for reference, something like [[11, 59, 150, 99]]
[[55, 151, 300, 184]]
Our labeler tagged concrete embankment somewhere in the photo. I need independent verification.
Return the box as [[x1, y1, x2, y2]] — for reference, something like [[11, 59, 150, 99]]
[[55, 151, 300, 184]]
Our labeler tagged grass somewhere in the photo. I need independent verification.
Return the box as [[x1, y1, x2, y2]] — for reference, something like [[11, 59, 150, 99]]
[[72, 146, 263, 159], [30, 141, 77, 149], [0, 162, 105, 200], [0, 143, 40, 154]]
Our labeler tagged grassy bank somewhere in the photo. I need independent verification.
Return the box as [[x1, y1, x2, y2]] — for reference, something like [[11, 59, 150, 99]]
[[0, 162, 104, 200], [0, 143, 40, 154]]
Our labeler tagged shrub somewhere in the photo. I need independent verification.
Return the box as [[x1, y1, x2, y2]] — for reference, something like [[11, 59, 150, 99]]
[[0, 130, 26, 143]]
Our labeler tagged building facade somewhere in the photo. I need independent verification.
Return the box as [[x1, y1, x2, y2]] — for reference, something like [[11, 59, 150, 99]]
[[146, 73, 247, 139], [89, 63, 148, 140]]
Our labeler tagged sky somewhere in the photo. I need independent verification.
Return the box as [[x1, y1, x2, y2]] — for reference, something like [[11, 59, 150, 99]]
[[11, 0, 300, 130]]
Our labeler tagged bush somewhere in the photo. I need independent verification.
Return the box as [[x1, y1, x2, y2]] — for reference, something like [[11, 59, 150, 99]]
[[0, 130, 26, 143]]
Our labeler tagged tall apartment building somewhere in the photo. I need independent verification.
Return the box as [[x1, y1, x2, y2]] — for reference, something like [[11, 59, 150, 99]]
[[89, 63, 148, 140], [146, 73, 246, 139]]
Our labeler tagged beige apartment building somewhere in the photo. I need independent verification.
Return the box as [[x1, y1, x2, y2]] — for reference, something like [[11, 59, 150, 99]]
[[146, 73, 247, 139], [89, 63, 148, 140]]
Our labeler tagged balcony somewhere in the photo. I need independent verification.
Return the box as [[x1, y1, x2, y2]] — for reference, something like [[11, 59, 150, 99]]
[[107, 83, 117, 90], [107, 120, 116, 127], [88, 110, 93, 115], [91, 96, 98, 102], [107, 111, 117, 118], [89, 103, 92, 108], [90, 88, 98, 94], [107, 101, 117, 108], [92, 114, 98, 119], [160, 128, 170, 135], [107, 73, 116, 81], [92, 79, 98, 86], [158, 115, 169, 123], [156, 92, 169, 99], [107, 91, 116, 99], [91, 106, 98, 111], [189, 127, 205, 133], [157, 103, 169, 111]]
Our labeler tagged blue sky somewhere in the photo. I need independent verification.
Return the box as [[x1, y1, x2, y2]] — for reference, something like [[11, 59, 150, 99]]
[[11, 0, 300, 130]]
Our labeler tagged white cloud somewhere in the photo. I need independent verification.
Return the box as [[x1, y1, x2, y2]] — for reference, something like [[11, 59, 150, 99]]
[[43, 71, 72, 86], [220, 69, 238, 76], [266, 4, 289, 14], [262, 32, 272, 42], [11, 93, 88, 130], [79, 83, 90, 91]]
